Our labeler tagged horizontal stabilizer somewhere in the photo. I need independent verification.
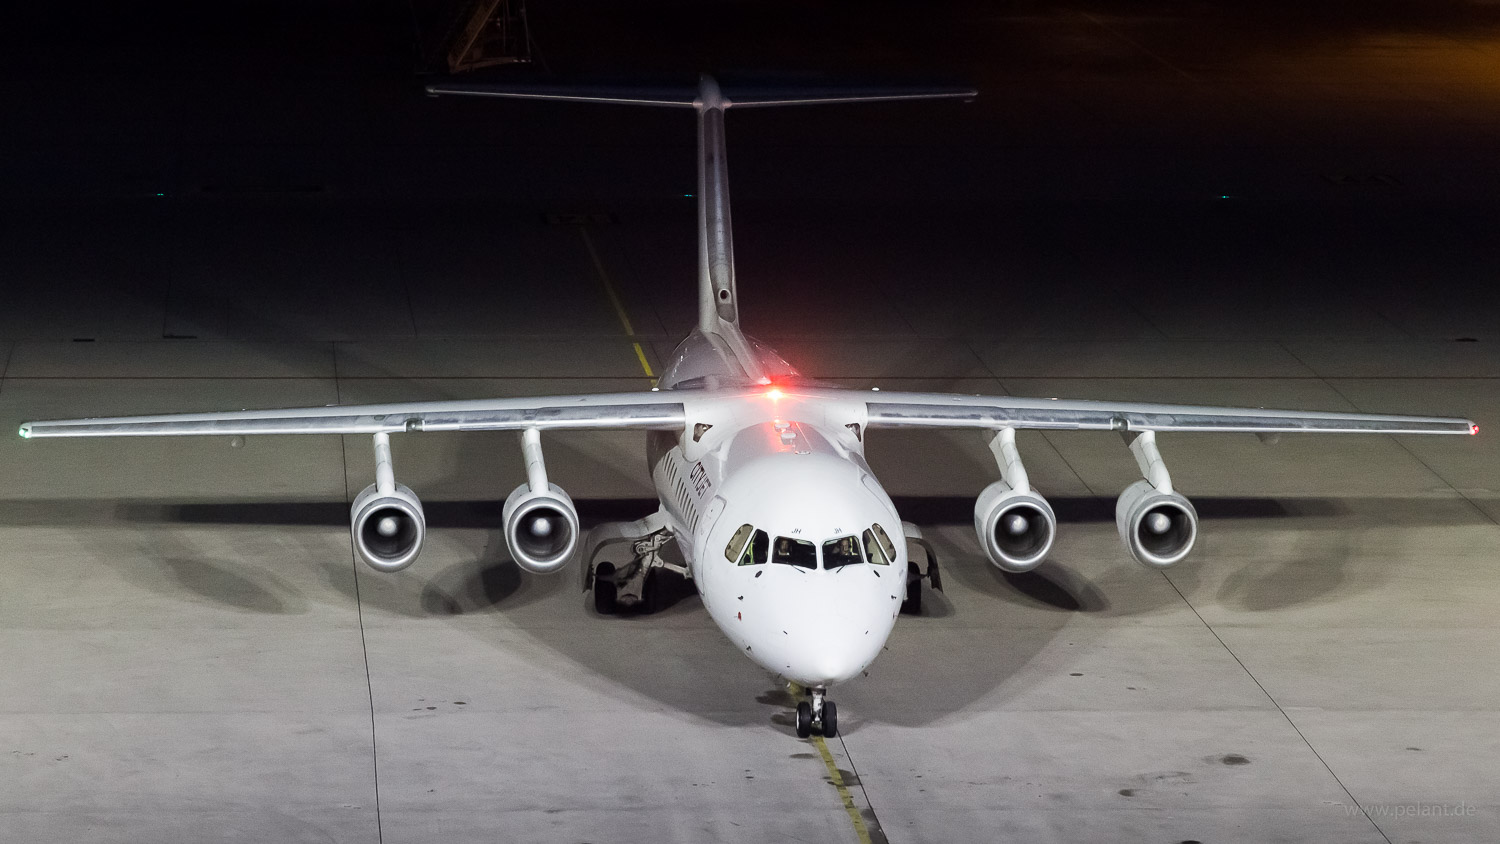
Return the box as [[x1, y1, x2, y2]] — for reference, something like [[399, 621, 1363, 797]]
[[426, 79, 977, 110], [725, 86, 976, 108], [425, 82, 698, 108]]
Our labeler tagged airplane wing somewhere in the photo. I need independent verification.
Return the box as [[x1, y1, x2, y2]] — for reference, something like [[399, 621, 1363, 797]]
[[860, 391, 1476, 436], [19, 392, 685, 438]]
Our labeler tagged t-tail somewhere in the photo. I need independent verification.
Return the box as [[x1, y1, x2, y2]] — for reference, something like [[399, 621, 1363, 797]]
[[426, 74, 976, 383]]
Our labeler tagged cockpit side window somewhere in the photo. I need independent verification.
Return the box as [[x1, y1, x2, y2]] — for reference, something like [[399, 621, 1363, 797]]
[[726, 524, 768, 566], [724, 524, 754, 562], [862, 529, 890, 565], [739, 529, 769, 566], [823, 535, 864, 570], [772, 536, 817, 569], [869, 523, 897, 565]]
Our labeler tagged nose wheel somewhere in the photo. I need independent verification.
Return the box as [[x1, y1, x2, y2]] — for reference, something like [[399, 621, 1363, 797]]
[[795, 688, 838, 738]]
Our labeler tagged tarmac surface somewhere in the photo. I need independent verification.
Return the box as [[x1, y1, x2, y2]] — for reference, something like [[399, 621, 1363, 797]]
[[2, 2, 1499, 843]]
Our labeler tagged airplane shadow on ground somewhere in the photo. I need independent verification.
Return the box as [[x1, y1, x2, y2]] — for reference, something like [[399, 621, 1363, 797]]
[[0, 493, 1357, 529], [1, 493, 1479, 730], [1208, 531, 1361, 613]]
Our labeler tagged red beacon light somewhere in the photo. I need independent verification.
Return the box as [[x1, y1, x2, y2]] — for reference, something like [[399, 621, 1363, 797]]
[[765, 387, 784, 401]]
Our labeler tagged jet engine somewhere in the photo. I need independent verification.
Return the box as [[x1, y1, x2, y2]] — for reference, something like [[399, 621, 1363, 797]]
[[974, 480, 1057, 573], [1115, 479, 1197, 569], [351, 480, 426, 573], [503, 482, 580, 574]]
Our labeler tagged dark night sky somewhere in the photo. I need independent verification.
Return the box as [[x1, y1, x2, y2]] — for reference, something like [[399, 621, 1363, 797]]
[[1, 2, 1498, 340]]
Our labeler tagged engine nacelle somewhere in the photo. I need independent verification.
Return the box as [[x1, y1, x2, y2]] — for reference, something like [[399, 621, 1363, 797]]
[[503, 482, 580, 574], [974, 480, 1057, 573], [351, 481, 426, 573], [1115, 479, 1198, 569]]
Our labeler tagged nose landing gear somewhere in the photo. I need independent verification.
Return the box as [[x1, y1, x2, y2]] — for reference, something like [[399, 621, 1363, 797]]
[[796, 687, 838, 738]]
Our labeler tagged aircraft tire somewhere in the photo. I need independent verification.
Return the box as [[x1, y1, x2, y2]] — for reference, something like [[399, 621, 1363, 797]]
[[593, 562, 618, 615], [901, 561, 922, 616], [821, 700, 838, 738], [796, 701, 813, 738], [642, 570, 669, 615]]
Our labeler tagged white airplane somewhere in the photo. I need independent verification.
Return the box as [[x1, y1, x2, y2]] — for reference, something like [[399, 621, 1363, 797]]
[[21, 75, 1476, 739]]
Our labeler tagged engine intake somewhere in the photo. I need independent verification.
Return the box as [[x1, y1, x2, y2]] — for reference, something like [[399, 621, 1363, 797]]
[[974, 480, 1056, 573], [351, 481, 426, 573], [503, 482, 580, 574], [1115, 480, 1197, 569]]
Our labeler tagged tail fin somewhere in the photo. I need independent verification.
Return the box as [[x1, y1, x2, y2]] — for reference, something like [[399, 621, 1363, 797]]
[[427, 75, 977, 382]]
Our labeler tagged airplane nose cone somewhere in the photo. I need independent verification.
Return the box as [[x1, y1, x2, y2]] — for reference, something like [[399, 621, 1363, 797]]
[[792, 632, 862, 685], [760, 575, 894, 687], [783, 637, 866, 687]]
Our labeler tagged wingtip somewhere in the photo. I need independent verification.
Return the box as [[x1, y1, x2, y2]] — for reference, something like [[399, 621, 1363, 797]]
[[18, 423, 31, 439]]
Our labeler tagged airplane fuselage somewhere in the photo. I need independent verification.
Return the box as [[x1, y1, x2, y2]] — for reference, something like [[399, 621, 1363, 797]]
[[646, 357, 907, 688]]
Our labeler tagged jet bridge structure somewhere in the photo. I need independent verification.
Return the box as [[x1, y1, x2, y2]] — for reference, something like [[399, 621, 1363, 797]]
[[417, 0, 533, 73]]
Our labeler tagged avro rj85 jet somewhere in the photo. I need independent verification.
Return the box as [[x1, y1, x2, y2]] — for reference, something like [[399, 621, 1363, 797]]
[[21, 76, 1476, 738]]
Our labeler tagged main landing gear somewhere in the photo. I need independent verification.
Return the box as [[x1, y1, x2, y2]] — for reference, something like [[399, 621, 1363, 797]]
[[900, 526, 943, 616], [796, 687, 838, 738], [587, 524, 686, 615]]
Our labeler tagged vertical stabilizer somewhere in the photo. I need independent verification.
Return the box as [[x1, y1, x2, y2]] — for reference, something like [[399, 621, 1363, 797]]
[[424, 75, 975, 385], [692, 75, 763, 380], [695, 77, 738, 333]]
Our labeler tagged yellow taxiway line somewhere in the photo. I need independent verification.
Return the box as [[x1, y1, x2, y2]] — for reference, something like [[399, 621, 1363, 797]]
[[579, 226, 656, 381]]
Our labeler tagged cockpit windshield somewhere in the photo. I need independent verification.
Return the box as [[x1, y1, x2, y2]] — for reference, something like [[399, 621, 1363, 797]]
[[823, 535, 863, 570], [772, 536, 817, 569], [730, 525, 893, 570]]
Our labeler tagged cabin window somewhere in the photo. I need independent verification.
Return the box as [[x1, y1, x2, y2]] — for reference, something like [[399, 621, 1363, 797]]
[[869, 523, 897, 564], [772, 536, 817, 569], [823, 535, 864, 570], [862, 529, 890, 565]]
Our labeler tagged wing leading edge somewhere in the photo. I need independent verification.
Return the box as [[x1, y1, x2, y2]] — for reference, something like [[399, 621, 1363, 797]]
[[19, 388, 1475, 440], [20, 392, 685, 439], [861, 392, 1475, 436]]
